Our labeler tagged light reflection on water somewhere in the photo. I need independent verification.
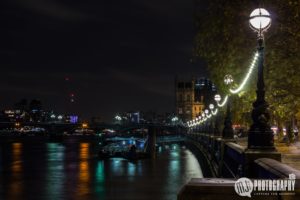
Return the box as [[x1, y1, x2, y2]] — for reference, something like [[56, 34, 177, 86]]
[[8, 143, 23, 200], [46, 143, 65, 200], [0, 141, 203, 200], [77, 143, 91, 198]]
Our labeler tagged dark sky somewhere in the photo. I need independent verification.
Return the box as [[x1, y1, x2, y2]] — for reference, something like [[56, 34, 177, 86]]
[[0, 0, 207, 121]]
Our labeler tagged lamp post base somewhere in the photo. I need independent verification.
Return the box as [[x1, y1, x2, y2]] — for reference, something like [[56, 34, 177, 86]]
[[222, 127, 234, 139], [248, 128, 275, 150]]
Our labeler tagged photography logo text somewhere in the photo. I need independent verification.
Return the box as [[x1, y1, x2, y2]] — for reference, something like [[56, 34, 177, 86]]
[[234, 174, 296, 197]]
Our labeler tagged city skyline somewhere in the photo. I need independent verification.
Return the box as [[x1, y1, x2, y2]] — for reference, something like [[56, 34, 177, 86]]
[[0, 0, 208, 121]]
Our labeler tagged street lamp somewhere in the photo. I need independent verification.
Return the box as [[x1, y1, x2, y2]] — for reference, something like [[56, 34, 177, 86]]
[[82, 122, 88, 129], [224, 74, 233, 85], [209, 104, 215, 135], [204, 109, 210, 134], [214, 94, 221, 103], [249, 8, 271, 35], [223, 75, 234, 139], [248, 8, 274, 150]]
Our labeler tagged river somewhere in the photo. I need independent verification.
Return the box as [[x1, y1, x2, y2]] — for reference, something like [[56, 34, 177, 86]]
[[0, 140, 203, 200]]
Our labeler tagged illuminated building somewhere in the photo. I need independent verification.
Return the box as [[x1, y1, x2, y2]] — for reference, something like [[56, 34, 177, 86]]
[[175, 77, 217, 122]]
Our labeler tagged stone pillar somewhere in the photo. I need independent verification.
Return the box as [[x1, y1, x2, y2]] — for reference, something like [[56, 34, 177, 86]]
[[147, 126, 157, 159]]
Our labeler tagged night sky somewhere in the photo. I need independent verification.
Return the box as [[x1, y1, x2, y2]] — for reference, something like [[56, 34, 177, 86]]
[[0, 0, 207, 121]]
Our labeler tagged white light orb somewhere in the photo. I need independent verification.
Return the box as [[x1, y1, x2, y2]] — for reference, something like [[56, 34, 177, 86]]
[[202, 113, 205, 117], [249, 8, 271, 32], [209, 104, 214, 110], [205, 109, 209, 114], [224, 74, 233, 85], [214, 94, 221, 102]]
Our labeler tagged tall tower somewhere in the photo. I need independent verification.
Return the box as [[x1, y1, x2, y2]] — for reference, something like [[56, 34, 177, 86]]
[[64, 76, 76, 115], [176, 78, 202, 122], [175, 77, 216, 122]]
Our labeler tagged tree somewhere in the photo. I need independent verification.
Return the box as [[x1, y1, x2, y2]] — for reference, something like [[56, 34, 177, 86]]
[[194, 0, 300, 131]]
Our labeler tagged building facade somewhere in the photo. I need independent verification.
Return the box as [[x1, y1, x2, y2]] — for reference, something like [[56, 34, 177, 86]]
[[175, 77, 217, 122]]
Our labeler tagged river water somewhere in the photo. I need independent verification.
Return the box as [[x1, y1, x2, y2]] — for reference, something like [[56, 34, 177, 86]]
[[0, 141, 203, 200]]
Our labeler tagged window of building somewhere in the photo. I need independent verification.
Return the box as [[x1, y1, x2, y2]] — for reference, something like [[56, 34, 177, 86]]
[[185, 82, 192, 88], [178, 108, 183, 114], [178, 82, 184, 88], [179, 94, 183, 102], [187, 94, 190, 102]]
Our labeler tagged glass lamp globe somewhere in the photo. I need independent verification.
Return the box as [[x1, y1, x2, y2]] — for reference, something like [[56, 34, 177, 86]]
[[209, 104, 214, 110], [249, 8, 271, 32], [205, 109, 209, 114], [224, 74, 233, 85], [214, 94, 221, 102]]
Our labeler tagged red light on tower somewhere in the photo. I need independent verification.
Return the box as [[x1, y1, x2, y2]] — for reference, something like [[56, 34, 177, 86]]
[[70, 93, 75, 103]]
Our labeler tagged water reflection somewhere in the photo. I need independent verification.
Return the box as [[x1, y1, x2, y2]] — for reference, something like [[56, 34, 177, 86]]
[[185, 150, 203, 178], [95, 161, 105, 198], [77, 143, 90, 197], [169, 145, 181, 176], [8, 143, 23, 200], [46, 143, 65, 200], [0, 142, 203, 200]]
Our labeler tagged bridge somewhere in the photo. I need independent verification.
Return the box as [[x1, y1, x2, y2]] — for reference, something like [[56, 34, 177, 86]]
[[177, 132, 300, 199], [0, 121, 185, 136]]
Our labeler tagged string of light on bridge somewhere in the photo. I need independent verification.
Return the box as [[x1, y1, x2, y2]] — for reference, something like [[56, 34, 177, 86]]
[[229, 52, 259, 94], [186, 50, 259, 128]]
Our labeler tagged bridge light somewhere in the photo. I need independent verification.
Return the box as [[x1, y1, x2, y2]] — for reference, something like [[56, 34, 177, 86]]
[[115, 115, 122, 121], [15, 122, 21, 127], [82, 123, 88, 128], [171, 116, 179, 122]]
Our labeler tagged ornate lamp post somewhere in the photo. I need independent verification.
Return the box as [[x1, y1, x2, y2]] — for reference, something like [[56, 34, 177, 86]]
[[201, 112, 205, 133], [204, 109, 209, 134], [214, 94, 222, 136], [209, 104, 215, 135], [248, 8, 275, 150], [223, 75, 234, 139]]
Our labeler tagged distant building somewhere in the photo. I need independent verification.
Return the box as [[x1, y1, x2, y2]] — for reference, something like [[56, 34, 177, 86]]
[[175, 77, 217, 122]]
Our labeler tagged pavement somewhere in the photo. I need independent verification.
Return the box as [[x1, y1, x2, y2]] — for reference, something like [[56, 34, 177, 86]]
[[235, 137, 300, 171]]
